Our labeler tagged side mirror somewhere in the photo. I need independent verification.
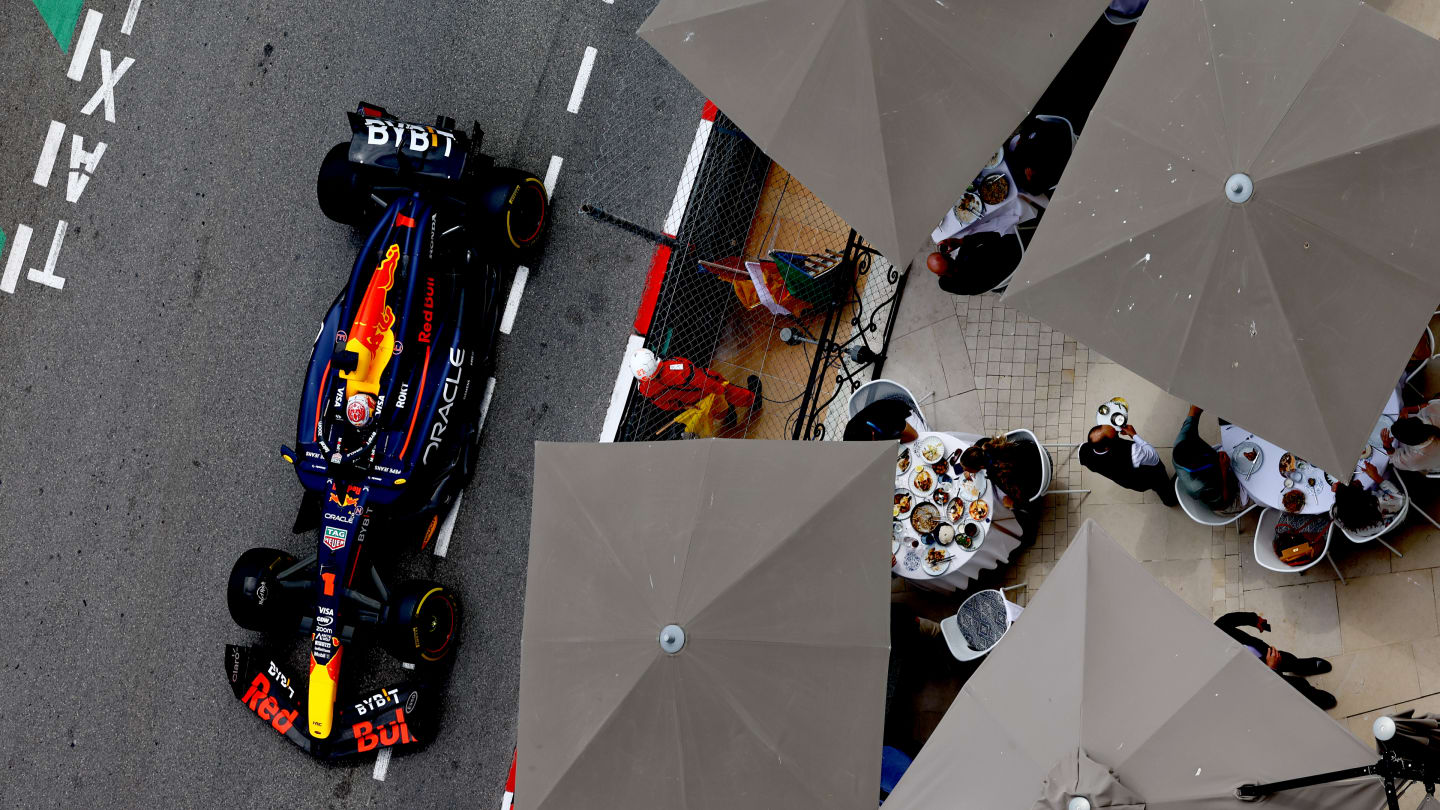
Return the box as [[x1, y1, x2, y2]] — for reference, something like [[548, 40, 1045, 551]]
[[280, 445, 296, 464]]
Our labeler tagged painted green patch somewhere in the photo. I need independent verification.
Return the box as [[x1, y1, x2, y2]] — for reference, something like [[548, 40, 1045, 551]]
[[32, 0, 86, 53], [0, 228, 6, 264]]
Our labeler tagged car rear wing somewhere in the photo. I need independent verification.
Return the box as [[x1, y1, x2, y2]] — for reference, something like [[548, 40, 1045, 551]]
[[345, 102, 490, 185]]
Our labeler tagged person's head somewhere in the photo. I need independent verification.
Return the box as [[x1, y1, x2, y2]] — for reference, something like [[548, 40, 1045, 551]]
[[1088, 424, 1117, 444], [1004, 116, 1073, 195], [630, 347, 659, 382], [1392, 417, 1440, 447], [926, 251, 951, 276], [1334, 480, 1382, 528], [1172, 437, 1219, 474], [960, 446, 987, 473]]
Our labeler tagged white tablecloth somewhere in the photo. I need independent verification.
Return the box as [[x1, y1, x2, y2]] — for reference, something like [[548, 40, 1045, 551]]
[[893, 431, 1023, 591], [1221, 426, 1335, 514], [930, 160, 1038, 244]]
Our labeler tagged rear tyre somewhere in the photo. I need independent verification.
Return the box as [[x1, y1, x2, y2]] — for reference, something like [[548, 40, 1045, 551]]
[[471, 168, 548, 258], [227, 548, 300, 632], [384, 581, 462, 667], [316, 142, 368, 225]]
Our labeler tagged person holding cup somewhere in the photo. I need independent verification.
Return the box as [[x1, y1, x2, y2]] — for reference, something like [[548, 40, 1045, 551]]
[[1080, 421, 1178, 506]]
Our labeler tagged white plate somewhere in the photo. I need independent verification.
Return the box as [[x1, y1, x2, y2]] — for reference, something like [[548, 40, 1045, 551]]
[[923, 551, 953, 577], [966, 497, 992, 523], [916, 436, 947, 465], [954, 520, 988, 552], [910, 466, 937, 495], [901, 548, 923, 574], [1232, 442, 1263, 476], [959, 470, 988, 502], [894, 489, 915, 519]]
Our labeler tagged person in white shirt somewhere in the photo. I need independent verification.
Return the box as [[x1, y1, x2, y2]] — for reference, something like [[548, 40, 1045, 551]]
[[1079, 423, 1178, 506], [1383, 399, 1440, 473]]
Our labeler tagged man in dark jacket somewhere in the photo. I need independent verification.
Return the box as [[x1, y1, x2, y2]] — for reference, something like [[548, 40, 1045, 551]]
[[926, 231, 1025, 296], [1080, 423, 1178, 506], [1214, 611, 1335, 709]]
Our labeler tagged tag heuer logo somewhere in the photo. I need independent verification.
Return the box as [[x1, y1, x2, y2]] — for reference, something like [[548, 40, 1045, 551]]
[[323, 527, 347, 551]]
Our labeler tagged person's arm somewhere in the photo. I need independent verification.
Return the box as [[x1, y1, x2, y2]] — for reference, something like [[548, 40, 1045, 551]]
[[1362, 460, 1384, 485], [1215, 611, 1267, 631], [1127, 432, 1160, 468], [1175, 405, 1202, 446]]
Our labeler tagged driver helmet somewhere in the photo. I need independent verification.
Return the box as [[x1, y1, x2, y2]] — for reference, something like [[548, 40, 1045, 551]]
[[630, 348, 659, 382]]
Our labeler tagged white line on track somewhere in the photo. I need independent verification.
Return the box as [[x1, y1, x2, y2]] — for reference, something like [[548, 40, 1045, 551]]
[[542, 155, 563, 198], [600, 334, 645, 441], [1, 225, 33, 294], [121, 0, 142, 34], [372, 747, 392, 781], [433, 490, 464, 558], [664, 117, 713, 234], [477, 376, 497, 434], [499, 266, 528, 335], [32, 121, 65, 187], [566, 46, 598, 114], [67, 9, 102, 81]]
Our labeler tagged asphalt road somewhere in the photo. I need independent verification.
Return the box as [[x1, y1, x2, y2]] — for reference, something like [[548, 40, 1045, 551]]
[[0, 0, 701, 805]]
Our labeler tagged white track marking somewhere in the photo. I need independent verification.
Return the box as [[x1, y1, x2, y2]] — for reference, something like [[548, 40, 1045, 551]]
[[433, 491, 464, 558], [32, 121, 65, 187], [600, 334, 645, 441], [27, 220, 68, 290], [543, 155, 562, 198], [1, 225, 34, 294], [477, 376, 497, 433], [401, 662, 416, 670], [121, 0, 142, 34], [66, 134, 107, 203], [663, 118, 713, 234], [499, 265, 528, 335], [372, 747, 392, 781], [566, 47, 598, 114], [501, 790, 514, 809], [66, 9, 102, 81], [80, 50, 136, 124]]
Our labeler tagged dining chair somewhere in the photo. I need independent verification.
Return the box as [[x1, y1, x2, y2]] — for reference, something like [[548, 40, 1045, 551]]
[[848, 379, 929, 432], [1174, 476, 1259, 528], [1253, 508, 1343, 584], [940, 587, 1024, 662], [1405, 310, 1438, 396], [1004, 428, 1090, 503]]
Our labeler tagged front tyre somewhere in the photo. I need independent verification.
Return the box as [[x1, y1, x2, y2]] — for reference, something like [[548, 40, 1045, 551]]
[[472, 168, 548, 258], [227, 548, 300, 632], [384, 581, 462, 667]]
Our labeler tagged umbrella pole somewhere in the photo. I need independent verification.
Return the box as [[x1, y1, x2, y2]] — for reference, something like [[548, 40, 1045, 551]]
[[1234, 744, 1436, 809]]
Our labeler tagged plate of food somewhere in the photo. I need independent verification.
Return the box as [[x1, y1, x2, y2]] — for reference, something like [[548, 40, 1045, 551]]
[[901, 547, 923, 574], [978, 172, 1011, 207], [1232, 441, 1263, 476], [932, 482, 954, 507], [897, 447, 912, 477], [932, 458, 951, 478], [894, 489, 915, 519], [892, 520, 906, 553], [959, 469, 988, 501], [917, 436, 947, 464], [947, 498, 966, 525], [1278, 452, 1300, 476], [910, 502, 943, 535], [984, 149, 1004, 169], [1281, 488, 1307, 514], [911, 466, 935, 495], [923, 546, 953, 577], [968, 498, 991, 522], [935, 523, 956, 546], [955, 520, 987, 551], [954, 192, 983, 225]]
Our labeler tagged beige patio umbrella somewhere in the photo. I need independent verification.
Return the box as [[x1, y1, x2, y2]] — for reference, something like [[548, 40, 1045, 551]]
[[1003, 0, 1440, 475], [638, 0, 1111, 263], [883, 519, 1387, 809], [516, 439, 893, 809]]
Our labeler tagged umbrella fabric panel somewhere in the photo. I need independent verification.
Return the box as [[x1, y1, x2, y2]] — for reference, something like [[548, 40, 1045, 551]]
[[1112, 654, 1385, 809], [882, 692, 1051, 809], [639, 0, 1112, 262]]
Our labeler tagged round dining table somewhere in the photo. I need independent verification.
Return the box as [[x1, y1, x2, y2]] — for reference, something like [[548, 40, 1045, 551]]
[[892, 431, 1023, 592]]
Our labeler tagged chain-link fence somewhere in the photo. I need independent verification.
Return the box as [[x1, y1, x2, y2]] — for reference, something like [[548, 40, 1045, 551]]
[[582, 37, 910, 443]]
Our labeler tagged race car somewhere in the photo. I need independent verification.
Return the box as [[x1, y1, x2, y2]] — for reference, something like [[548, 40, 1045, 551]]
[[224, 103, 547, 759]]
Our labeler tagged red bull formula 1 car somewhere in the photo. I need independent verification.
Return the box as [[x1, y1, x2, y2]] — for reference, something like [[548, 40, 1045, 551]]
[[223, 103, 547, 759]]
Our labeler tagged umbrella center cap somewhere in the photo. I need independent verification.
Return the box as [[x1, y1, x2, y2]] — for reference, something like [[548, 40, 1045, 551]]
[[1224, 172, 1254, 204], [1067, 799, 1092, 810], [659, 624, 686, 654]]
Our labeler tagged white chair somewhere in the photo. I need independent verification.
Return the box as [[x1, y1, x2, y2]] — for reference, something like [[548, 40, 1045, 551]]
[[940, 587, 1024, 662], [1406, 323, 1434, 396], [1399, 474, 1440, 532], [847, 379, 929, 431], [1253, 508, 1343, 583], [1004, 428, 1090, 502], [1175, 477, 1259, 528]]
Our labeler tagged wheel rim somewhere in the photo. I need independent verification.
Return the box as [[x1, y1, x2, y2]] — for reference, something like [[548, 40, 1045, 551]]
[[413, 588, 457, 660], [504, 179, 547, 248]]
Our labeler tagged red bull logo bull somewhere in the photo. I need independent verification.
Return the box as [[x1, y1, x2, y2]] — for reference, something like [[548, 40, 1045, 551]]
[[352, 244, 400, 353]]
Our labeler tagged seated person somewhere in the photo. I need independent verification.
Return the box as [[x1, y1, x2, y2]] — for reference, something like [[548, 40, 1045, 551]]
[[1004, 115, 1074, 198], [959, 435, 1042, 507], [844, 398, 920, 443], [1172, 406, 1247, 514], [1383, 415, 1440, 472], [926, 231, 1023, 295], [1332, 470, 1403, 537]]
